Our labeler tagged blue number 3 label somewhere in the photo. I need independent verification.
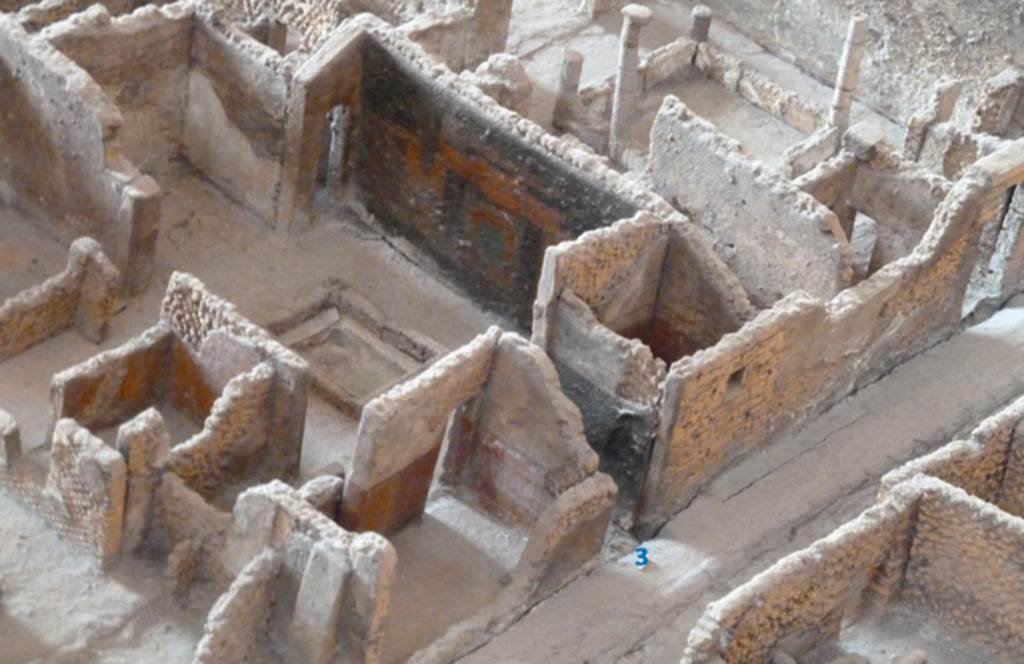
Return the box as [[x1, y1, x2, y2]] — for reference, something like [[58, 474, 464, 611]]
[[635, 546, 650, 568]]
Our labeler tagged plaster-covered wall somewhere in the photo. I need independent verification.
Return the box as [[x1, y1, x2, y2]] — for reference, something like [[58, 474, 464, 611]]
[[0, 17, 129, 262], [647, 95, 852, 308], [183, 17, 290, 225], [45, 2, 193, 172]]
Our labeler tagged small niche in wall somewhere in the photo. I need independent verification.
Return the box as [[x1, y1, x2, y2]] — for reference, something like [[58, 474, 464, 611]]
[[725, 366, 746, 399]]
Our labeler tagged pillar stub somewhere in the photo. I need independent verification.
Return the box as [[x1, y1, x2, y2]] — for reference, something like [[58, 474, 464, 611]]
[[621, 4, 653, 25]]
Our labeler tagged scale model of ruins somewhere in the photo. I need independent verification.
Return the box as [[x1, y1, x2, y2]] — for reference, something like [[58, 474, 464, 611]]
[[2, 0, 1023, 662]]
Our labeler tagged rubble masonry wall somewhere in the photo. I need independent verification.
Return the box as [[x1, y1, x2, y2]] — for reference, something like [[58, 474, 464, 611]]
[[683, 476, 1024, 663], [681, 478, 924, 663], [880, 392, 1024, 519], [903, 484, 1024, 660], [0, 237, 122, 361], [160, 272, 310, 478], [638, 142, 1024, 531], [1, 418, 127, 566], [50, 324, 175, 433], [168, 361, 275, 496], [194, 547, 282, 663]]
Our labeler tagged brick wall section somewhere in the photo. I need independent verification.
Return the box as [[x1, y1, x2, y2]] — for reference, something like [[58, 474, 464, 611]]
[[903, 483, 1024, 660], [1, 419, 127, 567], [880, 396, 1024, 506], [683, 476, 1024, 663], [638, 140, 1024, 533], [879, 392, 1024, 519], [682, 478, 925, 663], [0, 237, 122, 361]]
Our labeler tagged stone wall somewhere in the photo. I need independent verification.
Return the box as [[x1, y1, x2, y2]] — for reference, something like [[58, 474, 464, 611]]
[[636, 139, 1024, 533], [0, 14, 158, 292], [0, 418, 127, 566], [903, 482, 1024, 660], [0, 237, 122, 361], [700, 0, 1024, 126], [44, 2, 193, 171], [219, 480, 396, 663], [880, 393, 1024, 518], [647, 95, 852, 308], [532, 213, 751, 511], [682, 478, 924, 663], [683, 475, 1024, 663], [183, 15, 290, 226], [11, 0, 135, 32], [50, 324, 175, 433], [169, 362, 275, 497], [160, 272, 310, 478], [194, 547, 282, 663]]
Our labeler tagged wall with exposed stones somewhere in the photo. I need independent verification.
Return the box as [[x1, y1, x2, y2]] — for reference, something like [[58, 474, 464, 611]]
[[194, 547, 282, 663], [683, 475, 1024, 663], [682, 477, 925, 663], [168, 361, 275, 497], [880, 392, 1024, 518], [0, 418, 127, 566], [160, 272, 310, 478], [0, 237, 122, 361], [636, 138, 1024, 533], [217, 480, 396, 663], [903, 482, 1024, 660]]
